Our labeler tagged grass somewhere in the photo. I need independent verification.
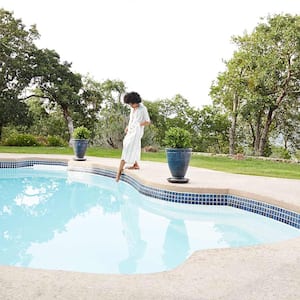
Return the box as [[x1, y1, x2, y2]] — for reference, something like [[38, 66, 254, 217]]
[[189, 155, 300, 179], [0, 146, 299, 179]]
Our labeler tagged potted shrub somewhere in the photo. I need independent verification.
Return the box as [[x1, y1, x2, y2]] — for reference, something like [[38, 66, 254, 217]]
[[72, 126, 91, 161], [164, 127, 192, 183]]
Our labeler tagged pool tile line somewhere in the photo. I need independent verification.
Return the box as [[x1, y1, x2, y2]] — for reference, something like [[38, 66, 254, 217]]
[[1, 160, 300, 229], [0, 160, 67, 168], [68, 165, 300, 229]]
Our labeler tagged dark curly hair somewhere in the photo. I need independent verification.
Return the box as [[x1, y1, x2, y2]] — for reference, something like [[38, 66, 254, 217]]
[[123, 92, 142, 104]]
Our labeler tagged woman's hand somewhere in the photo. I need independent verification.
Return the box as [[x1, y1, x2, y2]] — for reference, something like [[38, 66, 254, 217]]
[[140, 121, 151, 127]]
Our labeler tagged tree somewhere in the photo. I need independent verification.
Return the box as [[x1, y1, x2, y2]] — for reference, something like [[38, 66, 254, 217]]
[[27, 96, 69, 140], [94, 79, 127, 148], [272, 103, 300, 153], [147, 94, 198, 146], [75, 75, 104, 137], [236, 14, 300, 155], [0, 9, 89, 145], [0, 9, 39, 139], [211, 14, 300, 156], [196, 105, 230, 153], [210, 51, 249, 155], [34, 49, 83, 144]]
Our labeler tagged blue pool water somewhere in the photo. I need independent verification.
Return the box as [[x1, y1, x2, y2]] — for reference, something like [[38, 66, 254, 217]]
[[0, 165, 300, 274]]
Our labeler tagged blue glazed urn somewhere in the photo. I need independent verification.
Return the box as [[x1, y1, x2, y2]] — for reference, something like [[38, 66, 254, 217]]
[[165, 148, 192, 183], [73, 139, 89, 161]]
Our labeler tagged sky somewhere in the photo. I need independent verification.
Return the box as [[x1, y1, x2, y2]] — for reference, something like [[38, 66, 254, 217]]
[[1, 0, 299, 108]]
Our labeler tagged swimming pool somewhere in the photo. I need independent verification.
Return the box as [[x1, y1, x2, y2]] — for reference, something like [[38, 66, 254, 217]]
[[1, 164, 300, 274]]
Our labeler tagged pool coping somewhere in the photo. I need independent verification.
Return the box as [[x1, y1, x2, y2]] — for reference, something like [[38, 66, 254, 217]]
[[0, 154, 300, 299]]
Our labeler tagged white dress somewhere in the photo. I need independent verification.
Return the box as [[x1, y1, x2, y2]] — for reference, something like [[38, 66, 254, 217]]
[[121, 103, 150, 165]]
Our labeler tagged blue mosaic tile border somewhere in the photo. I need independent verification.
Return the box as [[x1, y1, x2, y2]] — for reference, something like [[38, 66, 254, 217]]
[[69, 166, 228, 205], [1, 161, 300, 230], [0, 160, 67, 168], [228, 195, 300, 229], [69, 165, 300, 230]]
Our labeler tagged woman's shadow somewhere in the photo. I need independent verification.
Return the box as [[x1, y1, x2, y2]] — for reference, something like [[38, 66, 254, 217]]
[[118, 196, 147, 274], [162, 219, 190, 270]]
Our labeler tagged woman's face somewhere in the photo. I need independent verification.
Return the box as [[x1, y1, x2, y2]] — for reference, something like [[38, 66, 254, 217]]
[[129, 103, 139, 109]]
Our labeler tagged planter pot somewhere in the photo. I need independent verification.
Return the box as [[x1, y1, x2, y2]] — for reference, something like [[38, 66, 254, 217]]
[[165, 148, 192, 183], [73, 139, 89, 161]]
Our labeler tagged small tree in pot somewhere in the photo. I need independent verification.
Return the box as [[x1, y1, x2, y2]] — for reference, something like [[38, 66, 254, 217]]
[[164, 127, 192, 183], [72, 126, 91, 161]]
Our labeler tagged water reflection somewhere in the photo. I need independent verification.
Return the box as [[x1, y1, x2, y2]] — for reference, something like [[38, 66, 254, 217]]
[[0, 168, 106, 267], [214, 224, 259, 247], [0, 173, 66, 266], [119, 197, 147, 274], [163, 219, 190, 270]]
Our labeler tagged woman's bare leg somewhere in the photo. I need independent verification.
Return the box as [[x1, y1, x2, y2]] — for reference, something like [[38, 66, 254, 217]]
[[116, 159, 126, 182]]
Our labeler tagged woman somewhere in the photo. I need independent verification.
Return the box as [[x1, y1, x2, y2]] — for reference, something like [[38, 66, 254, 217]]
[[116, 92, 151, 182]]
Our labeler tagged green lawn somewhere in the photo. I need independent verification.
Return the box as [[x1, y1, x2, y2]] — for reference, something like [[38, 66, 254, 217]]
[[0, 146, 299, 180]]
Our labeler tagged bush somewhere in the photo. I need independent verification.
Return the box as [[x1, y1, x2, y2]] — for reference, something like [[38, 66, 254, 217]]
[[163, 127, 192, 148], [4, 133, 39, 146], [35, 136, 48, 146], [47, 135, 67, 147], [72, 126, 91, 139], [271, 146, 292, 160], [294, 150, 300, 160]]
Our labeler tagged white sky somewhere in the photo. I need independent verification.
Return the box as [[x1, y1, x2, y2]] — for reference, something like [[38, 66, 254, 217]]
[[1, 0, 299, 108]]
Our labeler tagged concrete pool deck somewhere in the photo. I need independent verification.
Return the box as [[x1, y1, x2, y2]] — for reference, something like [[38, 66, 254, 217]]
[[0, 153, 300, 300]]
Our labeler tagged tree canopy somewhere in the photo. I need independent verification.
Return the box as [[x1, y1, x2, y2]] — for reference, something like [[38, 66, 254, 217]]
[[0, 9, 39, 138], [211, 14, 300, 156]]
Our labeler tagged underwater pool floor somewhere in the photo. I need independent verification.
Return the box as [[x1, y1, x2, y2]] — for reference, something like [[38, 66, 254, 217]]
[[0, 154, 300, 300]]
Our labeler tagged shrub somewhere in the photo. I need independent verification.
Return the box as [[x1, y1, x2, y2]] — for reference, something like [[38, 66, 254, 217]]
[[280, 148, 292, 160], [72, 126, 91, 140], [47, 135, 67, 147], [163, 127, 192, 148], [271, 146, 292, 160], [4, 133, 39, 146], [36, 136, 48, 146]]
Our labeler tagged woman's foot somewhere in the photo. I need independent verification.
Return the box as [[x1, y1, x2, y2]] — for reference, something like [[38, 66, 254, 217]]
[[127, 163, 140, 170]]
